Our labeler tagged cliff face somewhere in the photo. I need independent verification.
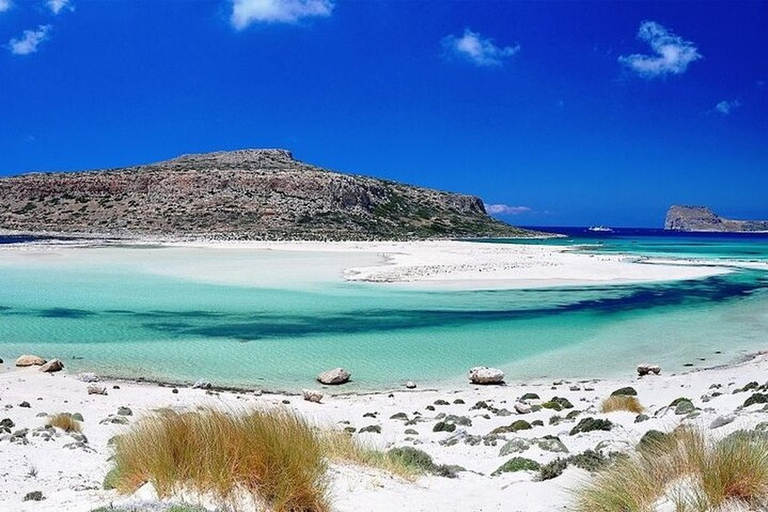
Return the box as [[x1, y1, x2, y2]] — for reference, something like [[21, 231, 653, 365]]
[[664, 205, 768, 233], [0, 149, 535, 240]]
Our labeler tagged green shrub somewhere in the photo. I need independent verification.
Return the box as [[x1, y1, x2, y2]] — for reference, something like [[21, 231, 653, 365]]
[[610, 387, 637, 397], [492, 457, 541, 476], [570, 417, 613, 435]]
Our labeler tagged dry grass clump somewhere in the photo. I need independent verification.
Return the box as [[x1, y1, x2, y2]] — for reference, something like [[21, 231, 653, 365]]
[[575, 427, 768, 511], [110, 408, 330, 512], [600, 395, 645, 414], [321, 430, 424, 480], [46, 413, 82, 432]]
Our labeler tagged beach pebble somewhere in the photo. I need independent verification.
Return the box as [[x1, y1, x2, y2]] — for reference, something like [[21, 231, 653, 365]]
[[637, 364, 661, 376], [317, 367, 351, 385], [302, 389, 323, 403], [468, 366, 505, 385], [76, 373, 99, 382], [87, 385, 108, 396], [117, 406, 133, 416], [15, 354, 47, 367], [192, 380, 212, 390], [404, 381, 417, 389], [514, 402, 532, 414], [39, 359, 64, 373], [19, 401, 31, 408]]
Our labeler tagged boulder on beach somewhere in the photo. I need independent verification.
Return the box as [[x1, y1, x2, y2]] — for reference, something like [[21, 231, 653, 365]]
[[192, 380, 212, 390], [302, 389, 323, 403], [317, 368, 351, 385], [468, 366, 505, 385], [87, 384, 108, 395], [77, 373, 100, 383], [15, 355, 47, 367], [405, 381, 417, 389], [39, 359, 64, 373], [637, 364, 661, 377]]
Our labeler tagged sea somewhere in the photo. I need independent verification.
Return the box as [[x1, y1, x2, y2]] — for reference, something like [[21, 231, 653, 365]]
[[1, 228, 767, 392]]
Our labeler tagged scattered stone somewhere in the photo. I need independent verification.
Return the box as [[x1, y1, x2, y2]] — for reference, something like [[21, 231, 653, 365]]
[[343, 426, 356, 434], [520, 392, 540, 401], [672, 398, 696, 415], [317, 368, 351, 385], [433, 421, 457, 433], [192, 380, 212, 390], [453, 399, 465, 405], [281, 399, 290, 404], [171, 388, 179, 394], [87, 385, 108, 395], [363, 412, 378, 418], [536, 436, 569, 453], [444, 414, 472, 427], [569, 385, 581, 391], [404, 381, 417, 389], [359, 424, 381, 434], [0, 418, 14, 433], [19, 401, 31, 408], [496, 408, 512, 417], [100, 415, 129, 425], [709, 414, 736, 429], [39, 359, 64, 373], [77, 372, 99, 383], [744, 393, 768, 408], [302, 389, 323, 403], [514, 402, 532, 414], [390, 412, 409, 420], [550, 396, 574, 409], [565, 410, 582, 420], [71, 413, 84, 421], [404, 428, 419, 435], [113, 385, 120, 390], [425, 405, 435, 411], [23, 491, 44, 502], [610, 386, 638, 397], [499, 437, 532, 455], [637, 364, 661, 376], [468, 366, 505, 385], [116, 406, 133, 416], [470, 400, 489, 410], [569, 417, 613, 435], [434, 399, 450, 406], [634, 414, 649, 423], [15, 355, 46, 367], [531, 419, 544, 427]]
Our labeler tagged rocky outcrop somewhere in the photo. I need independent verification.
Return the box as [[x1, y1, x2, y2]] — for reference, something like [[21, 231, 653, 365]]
[[317, 367, 351, 385], [468, 366, 505, 385], [15, 355, 46, 367], [665, 205, 768, 232], [0, 149, 539, 240]]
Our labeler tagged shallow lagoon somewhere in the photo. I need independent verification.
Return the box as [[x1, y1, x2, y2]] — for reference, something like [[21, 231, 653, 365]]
[[1, 238, 767, 391]]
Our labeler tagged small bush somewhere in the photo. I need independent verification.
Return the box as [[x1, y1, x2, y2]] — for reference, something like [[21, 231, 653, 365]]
[[386, 447, 435, 473], [109, 408, 330, 512], [575, 427, 768, 511], [610, 387, 637, 397], [744, 393, 768, 408], [46, 413, 82, 432], [600, 395, 644, 414], [550, 396, 574, 409], [492, 457, 541, 476], [520, 393, 540, 401], [491, 420, 532, 435], [570, 417, 613, 435]]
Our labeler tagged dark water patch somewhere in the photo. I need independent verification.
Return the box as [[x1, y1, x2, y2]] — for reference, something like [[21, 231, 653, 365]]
[[38, 308, 97, 319]]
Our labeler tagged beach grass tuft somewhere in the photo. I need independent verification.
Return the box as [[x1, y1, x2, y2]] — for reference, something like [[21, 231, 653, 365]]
[[46, 412, 82, 432], [600, 395, 645, 414], [575, 427, 768, 511], [110, 407, 330, 512]]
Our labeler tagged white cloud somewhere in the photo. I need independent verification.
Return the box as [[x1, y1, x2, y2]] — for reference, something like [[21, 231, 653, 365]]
[[47, 0, 73, 15], [485, 204, 532, 215], [231, 0, 333, 28], [8, 25, 51, 55], [619, 21, 702, 78], [443, 28, 520, 67], [715, 100, 741, 115], [0, 0, 11, 13]]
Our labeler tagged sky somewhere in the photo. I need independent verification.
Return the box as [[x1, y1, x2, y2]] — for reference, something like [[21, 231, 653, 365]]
[[1, 0, 766, 228]]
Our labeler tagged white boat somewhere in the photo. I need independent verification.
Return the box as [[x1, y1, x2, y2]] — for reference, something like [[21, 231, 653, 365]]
[[587, 226, 613, 233]]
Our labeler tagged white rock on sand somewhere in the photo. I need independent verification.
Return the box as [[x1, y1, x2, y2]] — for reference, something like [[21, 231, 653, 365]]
[[15, 354, 47, 367], [3, 353, 768, 512], [317, 367, 351, 385]]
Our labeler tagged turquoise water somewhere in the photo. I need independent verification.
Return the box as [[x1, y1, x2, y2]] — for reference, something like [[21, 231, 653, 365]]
[[1, 235, 767, 391]]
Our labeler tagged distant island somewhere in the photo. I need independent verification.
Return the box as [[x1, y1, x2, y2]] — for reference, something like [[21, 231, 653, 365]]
[[665, 205, 768, 233], [0, 149, 539, 241]]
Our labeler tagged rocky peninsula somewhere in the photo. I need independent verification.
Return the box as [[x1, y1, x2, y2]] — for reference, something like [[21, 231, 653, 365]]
[[665, 205, 768, 233], [0, 149, 536, 241]]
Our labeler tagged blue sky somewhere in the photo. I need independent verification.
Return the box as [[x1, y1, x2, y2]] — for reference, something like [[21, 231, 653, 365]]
[[1, 0, 766, 227]]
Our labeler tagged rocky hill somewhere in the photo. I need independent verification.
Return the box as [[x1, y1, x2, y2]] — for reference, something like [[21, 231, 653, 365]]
[[0, 149, 537, 240], [664, 205, 768, 232]]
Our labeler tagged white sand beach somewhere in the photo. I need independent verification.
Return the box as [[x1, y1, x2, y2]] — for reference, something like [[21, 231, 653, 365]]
[[2, 353, 768, 512]]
